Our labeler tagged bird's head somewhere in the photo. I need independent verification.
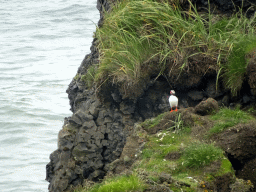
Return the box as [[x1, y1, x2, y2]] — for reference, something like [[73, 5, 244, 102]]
[[170, 90, 175, 95]]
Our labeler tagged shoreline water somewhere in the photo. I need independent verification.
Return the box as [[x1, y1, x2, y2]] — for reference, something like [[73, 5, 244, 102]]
[[0, 1, 99, 191]]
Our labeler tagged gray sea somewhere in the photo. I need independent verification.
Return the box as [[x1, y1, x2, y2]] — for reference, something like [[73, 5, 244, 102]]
[[0, 1, 99, 191]]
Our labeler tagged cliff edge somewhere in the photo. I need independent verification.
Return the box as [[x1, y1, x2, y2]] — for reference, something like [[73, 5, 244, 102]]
[[46, 0, 256, 191]]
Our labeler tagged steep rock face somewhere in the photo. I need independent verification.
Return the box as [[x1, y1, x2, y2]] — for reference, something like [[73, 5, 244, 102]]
[[46, 0, 256, 191], [46, 80, 173, 191], [45, 1, 169, 190]]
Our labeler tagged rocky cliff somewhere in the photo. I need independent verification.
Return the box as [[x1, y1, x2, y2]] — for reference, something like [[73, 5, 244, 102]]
[[46, 0, 256, 191]]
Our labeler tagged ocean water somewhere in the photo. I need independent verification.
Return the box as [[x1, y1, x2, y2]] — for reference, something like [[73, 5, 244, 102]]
[[0, 1, 99, 191]]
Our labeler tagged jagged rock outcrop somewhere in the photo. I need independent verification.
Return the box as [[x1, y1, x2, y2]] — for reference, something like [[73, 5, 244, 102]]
[[46, 0, 256, 191], [46, 88, 131, 191]]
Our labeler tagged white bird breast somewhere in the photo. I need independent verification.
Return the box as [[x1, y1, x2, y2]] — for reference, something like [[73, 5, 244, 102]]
[[169, 95, 178, 107]]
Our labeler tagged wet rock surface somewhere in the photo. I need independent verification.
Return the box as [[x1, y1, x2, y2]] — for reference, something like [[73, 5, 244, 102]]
[[215, 122, 256, 188], [46, 0, 256, 191]]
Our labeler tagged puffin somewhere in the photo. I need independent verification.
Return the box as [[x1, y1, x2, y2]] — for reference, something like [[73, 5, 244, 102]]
[[169, 90, 178, 113]]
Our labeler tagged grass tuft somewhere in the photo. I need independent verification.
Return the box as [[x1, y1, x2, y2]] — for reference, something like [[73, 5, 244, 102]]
[[140, 113, 165, 130], [87, 174, 146, 192], [94, 0, 256, 96], [208, 107, 254, 136], [223, 35, 256, 96], [181, 142, 223, 169], [81, 65, 97, 88]]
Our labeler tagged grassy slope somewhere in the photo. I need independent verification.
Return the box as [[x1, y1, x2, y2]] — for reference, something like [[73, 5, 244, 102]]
[[82, 0, 256, 97], [71, 106, 256, 192]]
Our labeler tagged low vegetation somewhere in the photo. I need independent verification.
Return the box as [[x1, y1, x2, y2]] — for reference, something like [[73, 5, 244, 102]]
[[140, 113, 165, 130], [71, 106, 255, 192], [72, 174, 146, 192], [224, 36, 256, 95], [81, 65, 97, 87], [181, 142, 223, 168], [207, 106, 254, 136], [85, 0, 256, 97], [89, 174, 146, 192]]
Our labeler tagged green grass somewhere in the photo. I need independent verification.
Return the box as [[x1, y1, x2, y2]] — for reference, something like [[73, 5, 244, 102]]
[[141, 112, 191, 134], [208, 121, 237, 135], [137, 112, 194, 173], [74, 174, 146, 192], [169, 184, 196, 192], [141, 133, 183, 159], [181, 142, 223, 169], [210, 106, 251, 121], [140, 112, 165, 130], [247, 106, 256, 114], [81, 65, 97, 87], [94, 0, 256, 96], [133, 124, 192, 173], [219, 158, 233, 175], [137, 132, 230, 190], [75, 107, 241, 192], [208, 107, 254, 136], [223, 36, 256, 96], [137, 158, 176, 173], [134, 129, 193, 174], [167, 113, 188, 134]]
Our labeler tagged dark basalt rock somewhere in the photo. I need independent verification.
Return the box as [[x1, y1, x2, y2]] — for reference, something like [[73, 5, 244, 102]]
[[215, 122, 256, 188], [205, 79, 224, 99], [58, 129, 75, 151], [236, 158, 256, 188], [188, 0, 256, 17], [47, 94, 128, 191], [217, 123, 256, 168], [188, 91, 204, 101], [46, 149, 61, 183]]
